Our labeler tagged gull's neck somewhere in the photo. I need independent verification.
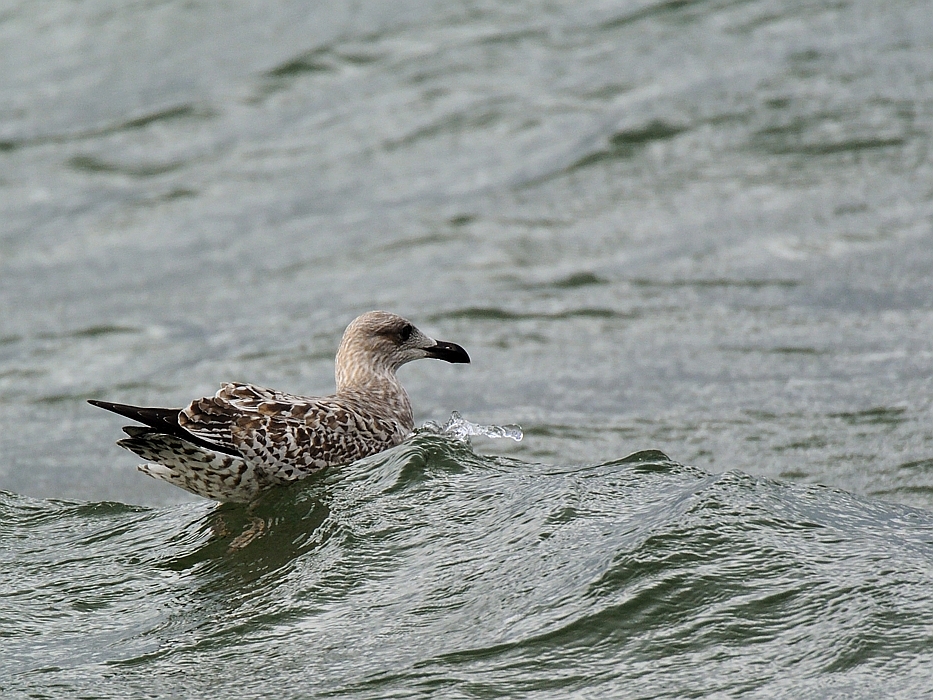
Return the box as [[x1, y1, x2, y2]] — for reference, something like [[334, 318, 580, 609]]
[[334, 346, 413, 430]]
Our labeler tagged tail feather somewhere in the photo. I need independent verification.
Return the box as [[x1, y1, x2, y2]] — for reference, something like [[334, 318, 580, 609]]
[[119, 432, 262, 502], [88, 399, 240, 456]]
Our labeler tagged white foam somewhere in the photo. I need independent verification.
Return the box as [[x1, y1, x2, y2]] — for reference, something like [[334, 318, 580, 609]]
[[421, 411, 523, 442]]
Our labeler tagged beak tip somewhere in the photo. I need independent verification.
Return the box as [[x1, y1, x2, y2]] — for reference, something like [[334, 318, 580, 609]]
[[427, 340, 471, 364]]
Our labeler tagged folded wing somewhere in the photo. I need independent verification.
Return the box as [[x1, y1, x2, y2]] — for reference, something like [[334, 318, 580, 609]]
[[179, 382, 405, 483]]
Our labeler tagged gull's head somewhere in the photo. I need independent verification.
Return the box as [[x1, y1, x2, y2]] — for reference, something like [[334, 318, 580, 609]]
[[335, 311, 469, 389]]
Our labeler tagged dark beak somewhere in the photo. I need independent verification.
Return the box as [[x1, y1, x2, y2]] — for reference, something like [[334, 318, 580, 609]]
[[426, 340, 471, 364]]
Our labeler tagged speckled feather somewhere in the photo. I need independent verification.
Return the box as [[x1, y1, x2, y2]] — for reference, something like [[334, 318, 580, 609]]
[[92, 311, 469, 502], [178, 384, 410, 484]]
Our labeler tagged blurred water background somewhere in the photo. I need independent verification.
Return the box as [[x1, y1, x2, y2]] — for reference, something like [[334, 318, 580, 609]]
[[3, 0, 933, 697]]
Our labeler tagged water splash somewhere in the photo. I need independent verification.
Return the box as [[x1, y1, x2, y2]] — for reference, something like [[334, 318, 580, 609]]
[[420, 411, 523, 442]]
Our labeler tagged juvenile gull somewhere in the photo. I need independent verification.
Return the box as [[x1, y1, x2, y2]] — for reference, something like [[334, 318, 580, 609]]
[[89, 311, 469, 502]]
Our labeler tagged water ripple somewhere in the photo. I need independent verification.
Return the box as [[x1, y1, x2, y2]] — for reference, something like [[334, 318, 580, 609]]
[[5, 437, 933, 696]]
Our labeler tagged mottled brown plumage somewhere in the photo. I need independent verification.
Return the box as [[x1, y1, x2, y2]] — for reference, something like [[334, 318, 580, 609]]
[[89, 311, 469, 502]]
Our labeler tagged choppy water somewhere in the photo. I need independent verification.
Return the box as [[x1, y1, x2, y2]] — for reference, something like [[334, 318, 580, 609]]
[[3, 0, 933, 697], [5, 440, 933, 698]]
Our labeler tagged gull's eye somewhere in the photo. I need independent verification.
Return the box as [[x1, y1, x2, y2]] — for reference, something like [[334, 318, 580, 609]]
[[399, 323, 414, 342]]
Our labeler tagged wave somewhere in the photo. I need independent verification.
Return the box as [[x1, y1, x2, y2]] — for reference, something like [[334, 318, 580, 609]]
[[3, 435, 933, 697]]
